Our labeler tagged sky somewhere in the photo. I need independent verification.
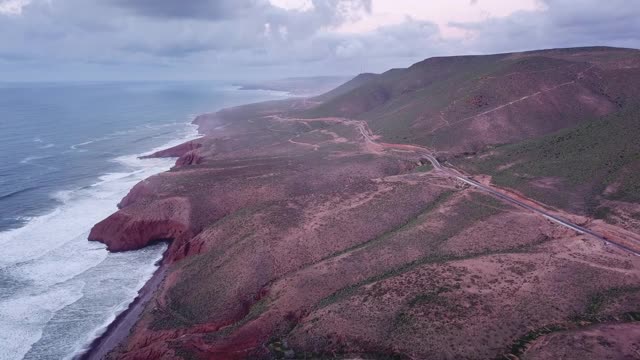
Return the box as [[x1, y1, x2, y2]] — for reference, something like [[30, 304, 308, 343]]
[[0, 0, 639, 81]]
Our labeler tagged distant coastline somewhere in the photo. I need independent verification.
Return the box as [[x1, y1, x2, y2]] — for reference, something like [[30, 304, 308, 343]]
[[234, 75, 349, 96]]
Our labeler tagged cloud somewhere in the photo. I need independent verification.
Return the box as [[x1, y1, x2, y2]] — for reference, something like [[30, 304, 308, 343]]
[[120, 42, 218, 58], [270, 0, 315, 11], [109, 0, 264, 20], [333, 0, 543, 37], [0, 0, 638, 81], [0, 0, 31, 15], [453, 0, 640, 53]]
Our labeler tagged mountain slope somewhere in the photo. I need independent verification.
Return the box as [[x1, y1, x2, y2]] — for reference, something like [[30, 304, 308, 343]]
[[302, 46, 640, 153], [87, 47, 640, 360], [91, 100, 640, 360], [453, 104, 640, 225], [313, 72, 378, 102]]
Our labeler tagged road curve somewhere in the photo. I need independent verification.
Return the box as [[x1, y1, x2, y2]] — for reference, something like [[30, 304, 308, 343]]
[[421, 154, 640, 257], [280, 115, 640, 256], [351, 118, 640, 257]]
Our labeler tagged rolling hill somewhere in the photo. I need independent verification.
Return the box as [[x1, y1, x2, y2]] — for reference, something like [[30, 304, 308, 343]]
[[88, 46, 640, 360], [453, 103, 640, 225], [301, 46, 640, 153]]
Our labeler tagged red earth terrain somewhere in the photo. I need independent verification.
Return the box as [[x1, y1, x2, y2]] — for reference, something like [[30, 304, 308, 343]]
[[88, 47, 640, 360]]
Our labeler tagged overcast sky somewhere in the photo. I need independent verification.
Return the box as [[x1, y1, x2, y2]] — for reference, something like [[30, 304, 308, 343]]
[[1, 0, 639, 81]]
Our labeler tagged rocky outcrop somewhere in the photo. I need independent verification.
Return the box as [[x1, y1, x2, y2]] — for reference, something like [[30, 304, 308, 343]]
[[142, 141, 201, 159], [141, 141, 205, 168], [175, 150, 203, 167], [89, 197, 192, 252], [117, 180, 154, 209]]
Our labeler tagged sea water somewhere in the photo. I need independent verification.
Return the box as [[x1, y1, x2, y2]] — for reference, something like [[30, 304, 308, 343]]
[[0, 81, 285, 360]]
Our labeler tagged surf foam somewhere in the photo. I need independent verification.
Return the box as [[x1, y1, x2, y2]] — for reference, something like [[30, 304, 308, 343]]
[[0, 121, 200, 360]]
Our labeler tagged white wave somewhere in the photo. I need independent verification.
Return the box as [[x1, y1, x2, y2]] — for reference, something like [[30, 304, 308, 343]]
[[69, 140, 94, 150], [19, 155, 50, 165], [0, 282, 85, 360], [0, 121, 200, 360], [51, 190, 73, 204], [71, 247, 165, 360], [143, 121, 181, 129], [19, 156, 58, 171], [140, 121, 202, 156], [68, 121, 194, 152], [0, 154, 175, 267], [69, 135, 112, 150], [114, 121, 201, 166]]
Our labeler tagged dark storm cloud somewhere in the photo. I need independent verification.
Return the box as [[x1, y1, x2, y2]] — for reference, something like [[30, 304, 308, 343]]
[[119, 42, 219, 58], [109, 0, 264, 20], [109, 0, 375, 60], [453, 0, 640, 53], [109, 0, 371, 23], [0, 0, 638, 81]]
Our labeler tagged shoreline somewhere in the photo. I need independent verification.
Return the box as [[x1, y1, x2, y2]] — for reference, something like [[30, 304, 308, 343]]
[[0, 84, 291, 360], [77, 247, 170, 360], [75, 117, 206, 360], [74, 97, 294, 359]]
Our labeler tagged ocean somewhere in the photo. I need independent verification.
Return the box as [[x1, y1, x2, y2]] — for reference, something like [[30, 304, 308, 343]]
[[0, 81, 286, 360]]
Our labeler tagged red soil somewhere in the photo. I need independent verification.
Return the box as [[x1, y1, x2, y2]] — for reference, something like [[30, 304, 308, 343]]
[[88, 96, 640, 359]]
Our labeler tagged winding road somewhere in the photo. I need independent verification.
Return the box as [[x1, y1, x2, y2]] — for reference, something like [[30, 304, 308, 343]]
[[354, 118, 640, 257], [273, 113, 640, 256], [427, 155, 640, 256]]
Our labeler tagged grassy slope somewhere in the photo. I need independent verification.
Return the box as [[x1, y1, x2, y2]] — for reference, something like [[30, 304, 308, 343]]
[[304, 54, 505, 129], [454, 105, 640, 214], [300, 47, 640, 151], [313, 73, 379, 102]]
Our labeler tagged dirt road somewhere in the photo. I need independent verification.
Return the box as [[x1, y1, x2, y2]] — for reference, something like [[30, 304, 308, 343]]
[[281, 114, 640, 256]]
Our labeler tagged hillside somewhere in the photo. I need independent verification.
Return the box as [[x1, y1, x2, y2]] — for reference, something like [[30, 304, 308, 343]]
[[301, 46, 640, 153], [87, 47, 640, 360], [313, 73, 378, 101], [453, 104, 640, 230], [91, 99, 640, 360]]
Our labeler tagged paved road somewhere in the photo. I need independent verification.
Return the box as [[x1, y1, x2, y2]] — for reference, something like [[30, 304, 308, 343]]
[[422, 154, 640, 256], [351, 119, 640, 256]]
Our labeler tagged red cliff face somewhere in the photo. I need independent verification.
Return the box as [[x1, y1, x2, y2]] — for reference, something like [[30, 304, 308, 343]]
[[143, 141, 202, 159], [175, 150, 203, 167], [91, 48, 640, 360], [88, 197, 192, 252], [117, 180, 154, 209], [142, 141, 205, 168]]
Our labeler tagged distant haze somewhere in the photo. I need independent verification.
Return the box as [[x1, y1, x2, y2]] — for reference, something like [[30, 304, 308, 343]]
[[1, 0, 639, 81]]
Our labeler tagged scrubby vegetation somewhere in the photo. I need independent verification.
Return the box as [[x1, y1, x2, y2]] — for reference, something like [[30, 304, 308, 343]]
[[456, 104, 640, 214], [500, 286, 640, 358], [314, 192, 508, 310], [300, 47, 640, 152], [108, 48, 640, 360], [411, 163, 433, 173]]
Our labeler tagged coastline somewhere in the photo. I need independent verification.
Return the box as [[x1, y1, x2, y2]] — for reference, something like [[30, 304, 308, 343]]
[[77, 248, 169, 360], [71, 94, 292, 359], [0, 83, 292, 360], [74, 113, 209, 359]]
